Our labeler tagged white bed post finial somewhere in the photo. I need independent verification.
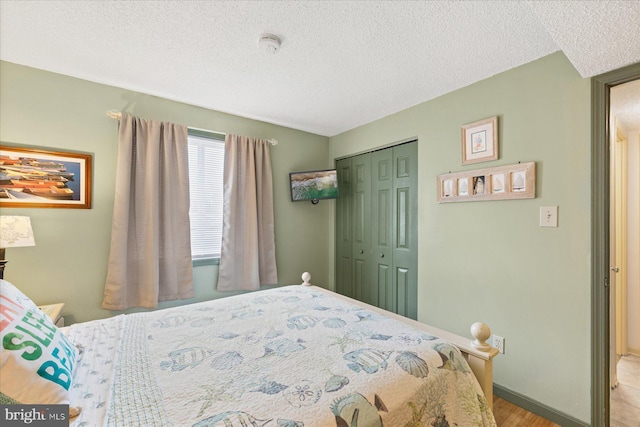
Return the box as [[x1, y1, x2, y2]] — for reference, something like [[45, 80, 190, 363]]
[[470, 322, 492, 351], [301, 272, 312, 286]]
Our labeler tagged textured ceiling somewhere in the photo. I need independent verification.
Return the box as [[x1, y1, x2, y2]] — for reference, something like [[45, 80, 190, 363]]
[[1, 1, 639, 136], [611, 79, 640, 133]]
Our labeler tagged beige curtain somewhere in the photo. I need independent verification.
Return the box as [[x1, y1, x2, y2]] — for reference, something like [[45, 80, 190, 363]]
[[102, 114, 194, 310], [217, 134, 278, 291]]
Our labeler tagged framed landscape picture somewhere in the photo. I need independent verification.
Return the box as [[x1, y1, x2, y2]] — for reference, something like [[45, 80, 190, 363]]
[[289, 169, 339, 204], [0, 145, 92, 209]]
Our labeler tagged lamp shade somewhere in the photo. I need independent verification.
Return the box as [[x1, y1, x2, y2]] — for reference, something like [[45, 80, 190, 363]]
[[0, 216, 36, 248]]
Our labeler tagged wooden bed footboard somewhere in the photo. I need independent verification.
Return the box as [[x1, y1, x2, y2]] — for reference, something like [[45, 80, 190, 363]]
[[300, 272, 499, 409]]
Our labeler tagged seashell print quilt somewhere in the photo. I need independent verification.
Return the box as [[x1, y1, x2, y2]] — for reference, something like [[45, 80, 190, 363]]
[[67, 285, 496, 426]]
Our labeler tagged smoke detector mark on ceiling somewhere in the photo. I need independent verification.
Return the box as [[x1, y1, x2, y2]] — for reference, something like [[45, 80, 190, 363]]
[[258, 33, 282, 54]]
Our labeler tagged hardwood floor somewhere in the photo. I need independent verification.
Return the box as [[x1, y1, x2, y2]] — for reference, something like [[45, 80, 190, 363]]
[[493, 397, 560, 427], [611, 354, 640, 427], [492, 355, 640, 426]]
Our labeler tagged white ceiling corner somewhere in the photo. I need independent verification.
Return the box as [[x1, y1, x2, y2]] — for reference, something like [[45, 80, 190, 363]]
[[0, 0, 639, 137], [611, 79, 640, 133], [526, 0, 640, 77]]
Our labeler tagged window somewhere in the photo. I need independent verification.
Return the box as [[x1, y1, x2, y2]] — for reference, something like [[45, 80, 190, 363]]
[[187, 130, 225, 261]]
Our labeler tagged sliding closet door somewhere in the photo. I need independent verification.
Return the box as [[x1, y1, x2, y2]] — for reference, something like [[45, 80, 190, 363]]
[[372, 149, 393, 309], [335, 141, 417, 319], [392, 142, 418, 319], [351, 153, 371, 302], [335, 157, 353, 297]]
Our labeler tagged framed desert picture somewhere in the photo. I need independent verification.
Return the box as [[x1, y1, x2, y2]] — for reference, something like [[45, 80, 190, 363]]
[[461, 116, 498, 165], [0, 145, 92, 209]]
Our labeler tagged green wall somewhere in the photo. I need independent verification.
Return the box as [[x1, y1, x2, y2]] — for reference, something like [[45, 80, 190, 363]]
[[1, 53, 593, 422], [329, 52, 591, 423], [0, 61, 332, 324]]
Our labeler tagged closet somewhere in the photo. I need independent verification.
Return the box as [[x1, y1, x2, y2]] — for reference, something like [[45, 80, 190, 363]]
[[335, 140, 418, 319]]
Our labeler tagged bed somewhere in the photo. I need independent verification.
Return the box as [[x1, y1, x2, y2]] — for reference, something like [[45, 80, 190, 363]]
[[1, 273, 498, 426]]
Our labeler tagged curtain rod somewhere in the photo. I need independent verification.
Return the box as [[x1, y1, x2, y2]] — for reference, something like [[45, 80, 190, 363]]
[[106, 110, 278, 146]]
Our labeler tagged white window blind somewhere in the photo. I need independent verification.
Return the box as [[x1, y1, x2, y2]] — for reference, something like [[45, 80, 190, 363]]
[[188, 131, 225, 259]]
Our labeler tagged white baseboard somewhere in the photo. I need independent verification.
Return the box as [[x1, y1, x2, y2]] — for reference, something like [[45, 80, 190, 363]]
[[626, 346, 640, 357]]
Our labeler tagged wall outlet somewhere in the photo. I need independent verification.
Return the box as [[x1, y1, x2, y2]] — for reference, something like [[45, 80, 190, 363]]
[[494, 335, 505, 354]]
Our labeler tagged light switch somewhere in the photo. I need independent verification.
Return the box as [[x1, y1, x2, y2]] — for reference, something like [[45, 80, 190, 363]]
[[540, 206, 558, 227]]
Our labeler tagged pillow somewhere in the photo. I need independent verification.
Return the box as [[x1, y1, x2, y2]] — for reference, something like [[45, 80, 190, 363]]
[[0, 281, 80, 413], [0, 279, 40, 313]]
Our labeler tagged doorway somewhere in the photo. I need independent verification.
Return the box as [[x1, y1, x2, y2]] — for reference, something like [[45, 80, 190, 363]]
[[609, 78, 640, 426], [592, 63, 640, 427]]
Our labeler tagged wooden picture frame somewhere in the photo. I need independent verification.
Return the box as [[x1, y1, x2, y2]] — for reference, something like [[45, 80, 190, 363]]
[[437, 162, 535, 203], [461, 116, 498, 165], [0, 145, 92, 209]]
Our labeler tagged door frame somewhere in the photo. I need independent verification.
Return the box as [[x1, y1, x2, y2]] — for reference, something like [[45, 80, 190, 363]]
[[591, 62, 640, 427], [613, 121, 629, 359]]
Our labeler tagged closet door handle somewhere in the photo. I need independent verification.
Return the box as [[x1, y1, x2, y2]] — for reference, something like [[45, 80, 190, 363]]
[[611, 266, 620, 273], [380, 253, 384, 258], [360, 249, 364, 254]]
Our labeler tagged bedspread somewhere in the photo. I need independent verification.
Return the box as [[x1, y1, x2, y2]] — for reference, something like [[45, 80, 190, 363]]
[[69, 286, 495, 426]]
